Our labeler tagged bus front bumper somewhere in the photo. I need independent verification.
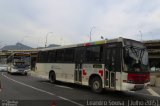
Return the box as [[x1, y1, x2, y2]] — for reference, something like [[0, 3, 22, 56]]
[[10, 68, 29, 74], [122, 82, 150, 91]]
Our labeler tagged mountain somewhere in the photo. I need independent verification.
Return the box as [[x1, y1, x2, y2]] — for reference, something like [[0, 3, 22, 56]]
[[37, 44, 60, 49], [1, 43, 32, 50], [47, 44, 60, 48]]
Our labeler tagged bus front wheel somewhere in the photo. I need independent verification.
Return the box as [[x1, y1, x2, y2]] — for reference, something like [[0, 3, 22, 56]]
[[49, 72, 56, 83], [90, 77, 102, 93], [24, 72, 27, 76]]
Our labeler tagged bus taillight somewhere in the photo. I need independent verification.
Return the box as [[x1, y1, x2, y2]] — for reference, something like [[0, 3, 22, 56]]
[[127, 73, 150, 84], [145, 73, 150, 82], [127, 74, 134, 83]]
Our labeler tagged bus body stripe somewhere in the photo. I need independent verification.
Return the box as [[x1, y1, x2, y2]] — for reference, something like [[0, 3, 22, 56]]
[[82, 69, 87, 76], [99, 70, 103, 77]]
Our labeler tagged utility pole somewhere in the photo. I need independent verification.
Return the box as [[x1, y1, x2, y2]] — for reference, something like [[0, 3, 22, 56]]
[[89, 26, 95, 42], [139, 31, 142, 42], [45, 32, 53, 47]]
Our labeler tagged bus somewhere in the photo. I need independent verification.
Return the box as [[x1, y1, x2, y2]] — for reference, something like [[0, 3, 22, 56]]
[[35, 37, 150, 93], [7, 53, 31, 75]]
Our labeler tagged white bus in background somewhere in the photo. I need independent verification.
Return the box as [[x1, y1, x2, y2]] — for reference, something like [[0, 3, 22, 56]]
[[35, 37, 150, 93], [7, 53, 31, 75]]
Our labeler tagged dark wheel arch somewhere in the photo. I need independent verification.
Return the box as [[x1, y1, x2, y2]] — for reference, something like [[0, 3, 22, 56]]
[[49, 70, 56, 83], [89, 74, 103, 93]]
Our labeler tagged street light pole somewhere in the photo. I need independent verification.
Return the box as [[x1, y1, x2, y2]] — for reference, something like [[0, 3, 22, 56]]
[[45, 32, 53, 47], [89, 26, 95, 42], [139, 31, 142, 42]]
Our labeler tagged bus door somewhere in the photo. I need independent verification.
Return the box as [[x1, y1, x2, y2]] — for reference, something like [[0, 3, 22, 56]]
[[104, 47, 117, 89], [104, 44, 122, 89], [75, 47, 85, 84]]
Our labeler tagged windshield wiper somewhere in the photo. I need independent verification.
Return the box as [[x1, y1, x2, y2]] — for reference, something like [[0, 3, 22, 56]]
[[129, 47, 145, 62], [130, 47, 139, 59], [139, 49, 144, 61]]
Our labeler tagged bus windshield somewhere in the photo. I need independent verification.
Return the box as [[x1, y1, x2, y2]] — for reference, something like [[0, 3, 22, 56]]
[[14, 62, 27, 68], [11, 53, 31, 69], [123, 46, 149, 72]]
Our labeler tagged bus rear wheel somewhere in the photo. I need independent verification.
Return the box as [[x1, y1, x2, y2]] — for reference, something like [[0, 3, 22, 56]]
[[90, 77, 102, 93], [49, 72, 56, 83]]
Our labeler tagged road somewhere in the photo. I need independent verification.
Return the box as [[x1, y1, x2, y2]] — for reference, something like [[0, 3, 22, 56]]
[[0, 72, 160, 106]]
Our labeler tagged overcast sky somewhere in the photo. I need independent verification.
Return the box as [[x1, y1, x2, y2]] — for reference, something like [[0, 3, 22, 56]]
[[0, 0, 160, 48]]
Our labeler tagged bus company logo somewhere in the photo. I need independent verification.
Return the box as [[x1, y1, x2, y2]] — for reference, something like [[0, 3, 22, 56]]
[[51, 65, 54, 69], [51, 65, 60, 69], [83, 64, 92, 68]]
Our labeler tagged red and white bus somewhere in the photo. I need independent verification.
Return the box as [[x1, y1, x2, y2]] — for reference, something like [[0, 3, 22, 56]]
[[35, 37, 150, 93]]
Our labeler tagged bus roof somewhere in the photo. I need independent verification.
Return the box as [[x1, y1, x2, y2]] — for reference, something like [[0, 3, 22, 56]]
[[40, 37, 144, 51]]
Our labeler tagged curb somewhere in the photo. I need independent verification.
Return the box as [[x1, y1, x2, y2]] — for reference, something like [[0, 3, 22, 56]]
[[155, 78, 160, 87]]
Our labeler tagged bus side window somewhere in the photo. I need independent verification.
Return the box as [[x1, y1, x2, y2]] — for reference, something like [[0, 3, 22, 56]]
[[48, 51, 56, 63], [105, 49, 111, 71], [111, 49, 116, 71], [56, 50, 64, 62], [75, 47, 86, 63], [38, 51, 48, 63], [64, 48, 75, 62], [105, 47, 122, 72], [85, 46, 102, 63], [115, 48, 122, 72]]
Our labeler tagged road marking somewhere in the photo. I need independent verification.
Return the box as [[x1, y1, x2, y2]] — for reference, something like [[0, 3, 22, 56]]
[[2, 73, 55, 96], [41, 82, 73, 89], [2, 73, 84, 106], [128, 89, 160, 97], [128, 91, 155, 97], [147, 87, 160, 97], [58, 96, 83, 106]]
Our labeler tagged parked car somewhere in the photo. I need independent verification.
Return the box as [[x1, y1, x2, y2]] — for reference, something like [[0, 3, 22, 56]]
[[0, 64, 8, 72]]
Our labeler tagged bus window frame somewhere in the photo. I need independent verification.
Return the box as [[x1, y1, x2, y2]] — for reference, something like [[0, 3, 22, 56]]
[[84, 45, 103, 64], [38, 51, 49, 63], [104, 42, 122, 72]]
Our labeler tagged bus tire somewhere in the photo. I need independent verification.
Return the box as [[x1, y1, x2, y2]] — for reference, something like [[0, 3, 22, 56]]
[[24, 73, 27, 76], [49, 71, 56, 84], [90, 77, 102, 93]]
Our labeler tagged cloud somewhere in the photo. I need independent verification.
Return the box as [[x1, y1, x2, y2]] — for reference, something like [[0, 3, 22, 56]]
[[0, 0, 160, 47], [88, 0, 160, 40]]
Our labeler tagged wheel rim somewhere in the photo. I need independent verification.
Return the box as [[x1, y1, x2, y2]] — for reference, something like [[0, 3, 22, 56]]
[[93, 81, 100, 90]]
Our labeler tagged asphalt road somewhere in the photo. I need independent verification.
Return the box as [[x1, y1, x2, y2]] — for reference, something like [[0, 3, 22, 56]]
[[0, 72, 160, 106]]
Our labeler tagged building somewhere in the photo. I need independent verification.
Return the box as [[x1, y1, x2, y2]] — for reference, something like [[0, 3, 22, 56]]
[[0, 43, 60, 69], [144, 40, 160, 71]]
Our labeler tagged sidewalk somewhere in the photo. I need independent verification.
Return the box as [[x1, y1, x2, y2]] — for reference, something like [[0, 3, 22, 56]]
[[150, 72, 160, 87], [148, 86, 160, 97]]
